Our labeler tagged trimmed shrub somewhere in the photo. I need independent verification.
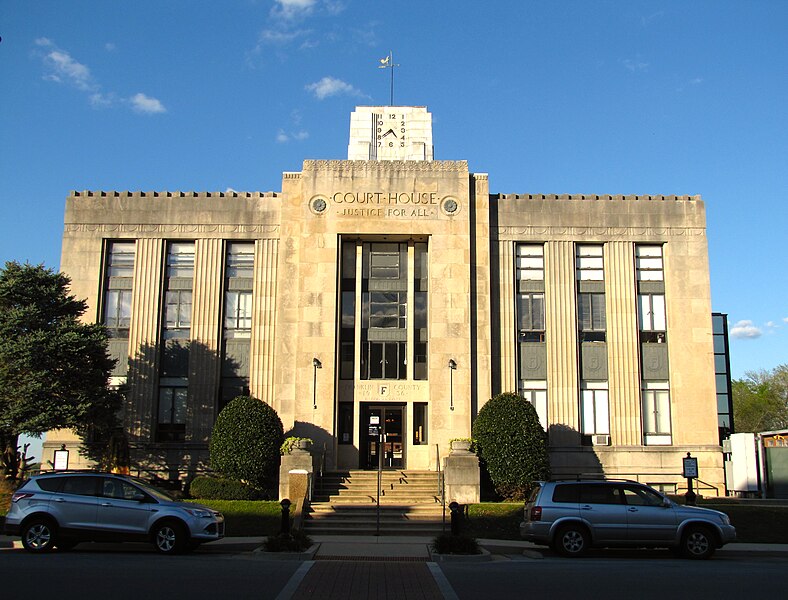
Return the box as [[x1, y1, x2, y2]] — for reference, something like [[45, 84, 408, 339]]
[[264, 530, 313, 552], [209, 395, 284, 490], [431, 533, 480, 555], [472, 392, 550, 500], [188, 476, 263, 500]]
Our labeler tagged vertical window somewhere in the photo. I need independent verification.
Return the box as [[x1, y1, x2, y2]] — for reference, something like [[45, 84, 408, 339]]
[[635, 245, 664, 281], [516, 244, 544, 281], [166, 242, 195, 279], [224, 291, 252, 332], [164, 290, 192, 331], [339, 241, 356, 380], [414, 242, 428, 380], [225, 243, 254, 278], [576, 245, 604, 281], [519, 381, 548, 430], [712, 313, 733, 442], [581, 382, 609, 436], [338, 403, 354, 444], [638, 293, 666, 342], [642, 382, 671, 444], [413, 402, 428, 445], [360, 242, 408, 381], [517, 293, 545, 341], [157, 386, 187, 442], [578, 293, 606, 341], [103, 242, 135, 336], [162, 242, 194, 339]]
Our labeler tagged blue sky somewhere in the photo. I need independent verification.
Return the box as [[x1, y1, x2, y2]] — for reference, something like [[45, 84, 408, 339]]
[[1, 1, 786, 394]]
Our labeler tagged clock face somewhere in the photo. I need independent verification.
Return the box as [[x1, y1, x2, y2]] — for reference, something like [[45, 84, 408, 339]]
[[375, 112, 407, 157]]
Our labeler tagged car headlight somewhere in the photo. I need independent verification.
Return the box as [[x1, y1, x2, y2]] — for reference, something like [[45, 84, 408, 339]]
[[183, 508, 213, 518], [719, 514, 731, 526]]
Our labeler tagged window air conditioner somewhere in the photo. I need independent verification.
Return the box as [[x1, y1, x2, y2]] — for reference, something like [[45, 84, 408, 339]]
[[591, 434, 610, 446]]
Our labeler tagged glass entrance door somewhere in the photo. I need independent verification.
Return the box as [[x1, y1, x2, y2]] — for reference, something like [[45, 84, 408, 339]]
[[361, 404, 405, 469]]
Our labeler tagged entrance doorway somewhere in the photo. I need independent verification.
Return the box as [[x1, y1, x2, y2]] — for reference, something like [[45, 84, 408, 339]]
[[360, 404, 405, 469]]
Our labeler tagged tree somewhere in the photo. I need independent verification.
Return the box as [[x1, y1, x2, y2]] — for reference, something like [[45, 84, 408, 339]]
[[0, 262, 120, 481], [472, 392, 551, 500], [733, 365, 788, 433], [209, 395, 284, 491]]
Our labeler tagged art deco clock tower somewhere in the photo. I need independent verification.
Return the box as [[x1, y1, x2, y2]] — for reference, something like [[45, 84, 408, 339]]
[[347, 106, 434, 161]]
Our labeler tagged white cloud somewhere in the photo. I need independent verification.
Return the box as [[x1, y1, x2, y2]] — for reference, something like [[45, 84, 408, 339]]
[[623, 58, 649, 72], [783, 317, 788, 324], [105, 42, 117, 52], [276, 129, 309, 143], [259, 28, 311, 44], [272, 0, 317, 20], [305, 76, 362, 100], [44, 49, 95, 91], [35, 39, 165, 116], [130, 93, 166, 114], [730, 320, 763, 339]]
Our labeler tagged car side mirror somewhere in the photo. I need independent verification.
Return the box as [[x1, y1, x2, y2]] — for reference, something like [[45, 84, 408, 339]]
[[662, 497, 672, 508], [133, 493, 147, 503]]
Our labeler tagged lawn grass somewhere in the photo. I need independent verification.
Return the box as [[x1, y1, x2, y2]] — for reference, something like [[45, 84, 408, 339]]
[[697, 501, 788, 544], [187, 499, 283, 536]]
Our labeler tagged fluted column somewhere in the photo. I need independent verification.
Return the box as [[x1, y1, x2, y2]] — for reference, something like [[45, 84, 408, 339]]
[[544, 241, 579, 444], [496, 240, 517, 395], [605, 242, 642, 446], [190, 239, 223, 441], [249, 238, 279, 407], [126, 238, 163, 442]]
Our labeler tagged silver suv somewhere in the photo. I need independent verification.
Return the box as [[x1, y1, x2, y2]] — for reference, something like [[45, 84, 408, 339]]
[[4, 471, 224, 554], [520, 480, 735, 559]]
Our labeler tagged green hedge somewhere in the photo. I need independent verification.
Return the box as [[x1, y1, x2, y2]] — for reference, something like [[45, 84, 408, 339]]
[[472, 392, 550, 500], [189, 476, 263, 500], [209, 396, 284, 489]]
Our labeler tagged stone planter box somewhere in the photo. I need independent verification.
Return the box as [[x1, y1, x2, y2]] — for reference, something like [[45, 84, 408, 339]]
[[450, 440, 472, 453]]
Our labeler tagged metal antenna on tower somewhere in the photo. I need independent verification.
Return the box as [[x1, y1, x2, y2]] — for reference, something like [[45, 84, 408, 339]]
[[378, 51, 400, 106]]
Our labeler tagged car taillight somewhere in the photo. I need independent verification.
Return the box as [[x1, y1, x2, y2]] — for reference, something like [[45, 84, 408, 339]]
[[11, 492, 34, 503], [529, 506, 542, 521]]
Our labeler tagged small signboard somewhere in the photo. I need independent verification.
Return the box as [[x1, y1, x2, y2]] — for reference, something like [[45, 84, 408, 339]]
[[53, 448, 69, 471], [370, 415, 380, 425], [682, 455, 699, 479]]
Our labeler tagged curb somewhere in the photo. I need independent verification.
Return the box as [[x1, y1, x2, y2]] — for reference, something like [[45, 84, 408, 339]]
[[429, 547, 492, 562], [250, 542, 320, 561]]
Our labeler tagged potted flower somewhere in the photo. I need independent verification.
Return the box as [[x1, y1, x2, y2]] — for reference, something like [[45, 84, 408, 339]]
[[449, 438, 474, 453]]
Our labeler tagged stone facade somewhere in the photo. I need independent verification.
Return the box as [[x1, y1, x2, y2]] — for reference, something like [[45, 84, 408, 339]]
[[45, 106, 724, 494]]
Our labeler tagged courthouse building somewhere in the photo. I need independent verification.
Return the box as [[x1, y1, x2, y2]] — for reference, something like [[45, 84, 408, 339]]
[[46, 106, 725, 493]]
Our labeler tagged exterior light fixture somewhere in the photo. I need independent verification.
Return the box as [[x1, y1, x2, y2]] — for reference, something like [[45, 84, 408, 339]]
[[312, 358, 322, 409], [448, 359, 457, 411]]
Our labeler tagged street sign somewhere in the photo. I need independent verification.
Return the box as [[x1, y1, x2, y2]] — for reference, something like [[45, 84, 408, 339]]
[[683, 455, 699, 479]]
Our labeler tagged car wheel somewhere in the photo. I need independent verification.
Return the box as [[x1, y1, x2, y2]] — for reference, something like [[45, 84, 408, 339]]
[[21, 519, 58, 553], [681, 526, 716, 560], [153, 521, 188, 555], [553, 524, 589, 557]]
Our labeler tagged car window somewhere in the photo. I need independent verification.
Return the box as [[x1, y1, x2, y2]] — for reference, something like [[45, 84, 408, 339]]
[[622, 485, 664, 507], [579, 484, 623, 505], [61, 476, 99, 496], [102, 478, 144, 500], [552, 484, 580, 503], [36, 476, 67, 492]]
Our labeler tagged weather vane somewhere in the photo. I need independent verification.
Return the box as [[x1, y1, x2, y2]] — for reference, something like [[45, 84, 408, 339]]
[[378, 51, 400, 106]]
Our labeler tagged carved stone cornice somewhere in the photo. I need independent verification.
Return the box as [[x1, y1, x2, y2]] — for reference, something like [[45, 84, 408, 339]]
[[64, 223, 280, 235], [301, 159, 469, 173]]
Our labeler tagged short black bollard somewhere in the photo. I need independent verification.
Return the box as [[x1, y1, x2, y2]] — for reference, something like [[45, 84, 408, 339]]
[[449, 501, 462, 536], [280, 498, 292, 535]]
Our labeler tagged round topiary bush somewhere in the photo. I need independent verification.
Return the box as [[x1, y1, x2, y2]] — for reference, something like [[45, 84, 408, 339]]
[[209, 396, 284, 490], [472, 392, 551, 500]]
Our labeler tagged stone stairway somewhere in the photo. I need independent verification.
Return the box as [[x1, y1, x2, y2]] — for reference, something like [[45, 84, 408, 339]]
[[305, 470, 447, 536]]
